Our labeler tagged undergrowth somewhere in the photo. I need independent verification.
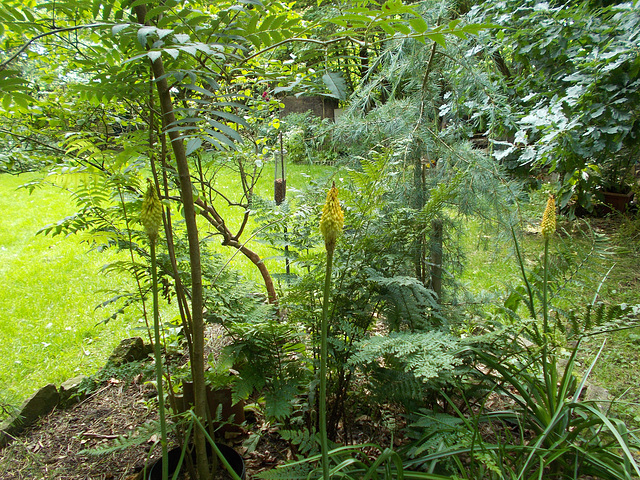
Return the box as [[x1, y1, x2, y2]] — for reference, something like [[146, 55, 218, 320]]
[[0, 163, 334, 412], [461, 189, 640, 432]]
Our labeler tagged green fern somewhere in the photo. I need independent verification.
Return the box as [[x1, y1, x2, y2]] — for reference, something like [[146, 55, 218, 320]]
[[264, 381, 299, 420], [567, 302, 640, 338], [594, 302, 606, 326], [351, 331, 460, 383], [367, 367, 427, 405], [221, 312, 311, 422], [367, 272, 443, 330], [584, 303, 593, 330], [256, 461, 313, 480], [279, 427, 319, 456]]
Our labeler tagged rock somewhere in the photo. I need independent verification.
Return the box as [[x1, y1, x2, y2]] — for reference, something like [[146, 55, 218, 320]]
[[59, 375, 89, 407], [0, 384, 59, 447], [14, 384, 59, 427], [107, 337, 148, 366], [555, 357, 583, 378], [585, 384, 610, 412]]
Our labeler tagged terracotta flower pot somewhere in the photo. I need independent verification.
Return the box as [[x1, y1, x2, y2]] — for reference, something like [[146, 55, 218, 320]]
[[177, 382, 245, 434]]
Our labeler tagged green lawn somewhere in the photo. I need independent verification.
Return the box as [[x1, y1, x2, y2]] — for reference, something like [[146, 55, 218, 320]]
[[0, 163, 334, 409], [0, 172, 136, 407]]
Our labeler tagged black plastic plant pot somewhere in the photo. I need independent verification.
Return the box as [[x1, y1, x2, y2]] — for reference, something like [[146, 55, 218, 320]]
[[147, 443, 246, 480]]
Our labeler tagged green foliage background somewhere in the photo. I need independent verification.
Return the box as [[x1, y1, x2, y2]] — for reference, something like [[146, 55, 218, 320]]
[[0, 0, 639, 478]]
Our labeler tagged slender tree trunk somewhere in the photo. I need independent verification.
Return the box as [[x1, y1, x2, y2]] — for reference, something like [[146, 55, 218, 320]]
[[134, 5, 210, 479], [430, 218, 443, 302]]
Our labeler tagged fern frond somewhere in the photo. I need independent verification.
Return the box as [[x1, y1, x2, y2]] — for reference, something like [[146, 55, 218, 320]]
[[351, 331, 460, 382], [256, 461, 313, 480], [367, 272, 442, 329], [279, 427, 319, 456]]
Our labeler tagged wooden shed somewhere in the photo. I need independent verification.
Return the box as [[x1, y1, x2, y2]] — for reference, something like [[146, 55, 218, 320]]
[[281, 96, 339, 121]]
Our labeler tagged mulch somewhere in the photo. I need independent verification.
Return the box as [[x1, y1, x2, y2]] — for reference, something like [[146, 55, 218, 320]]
[[0, 374, 293, 480], [0, 323, 293, 480], [0, 377, 156, 479]]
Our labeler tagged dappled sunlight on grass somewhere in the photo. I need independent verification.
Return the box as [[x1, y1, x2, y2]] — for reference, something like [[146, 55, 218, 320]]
[[0, 164, 334, 405], [0, 172, 136, 404]]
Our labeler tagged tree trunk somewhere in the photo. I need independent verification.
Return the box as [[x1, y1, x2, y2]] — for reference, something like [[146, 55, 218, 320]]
[[134, 5, 210, 479], [430, 218, 443, 302]]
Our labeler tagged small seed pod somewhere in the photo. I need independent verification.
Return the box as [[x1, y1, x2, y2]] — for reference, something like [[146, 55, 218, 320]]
[[319, 182, 344, 253], [140, 179, 162, 243], [540, 194, 556, 239]]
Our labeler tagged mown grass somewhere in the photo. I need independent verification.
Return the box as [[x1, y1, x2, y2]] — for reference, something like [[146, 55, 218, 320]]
[[0, 172, 136, 409], [0, 163, 335, 409]]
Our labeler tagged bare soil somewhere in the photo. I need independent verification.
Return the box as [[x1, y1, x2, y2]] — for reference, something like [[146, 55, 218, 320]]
[[0, 378, 156, 479]]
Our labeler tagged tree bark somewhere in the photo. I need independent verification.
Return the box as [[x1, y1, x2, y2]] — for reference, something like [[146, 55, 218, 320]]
[[232, 241, 277, 305], [430, 218, 443, 302]]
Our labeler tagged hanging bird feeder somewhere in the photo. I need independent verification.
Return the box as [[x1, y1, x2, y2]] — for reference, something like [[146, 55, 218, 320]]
[[274, 131, 286, 205], [275, 131, 290, 276]]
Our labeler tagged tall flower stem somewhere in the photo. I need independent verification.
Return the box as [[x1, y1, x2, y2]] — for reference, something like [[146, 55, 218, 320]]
[[540, 194, 556, 412], [141, 180, 168, 480], [542, 238, 550, 337], [150, 240, 169, 480], [318, 183, 343, 480], [319, 248, 334, 480], [540, 193, 556, 338]]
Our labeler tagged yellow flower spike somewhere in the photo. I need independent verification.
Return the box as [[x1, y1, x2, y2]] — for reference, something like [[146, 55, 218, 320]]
[[140, 179, 163, 243], [541, 194, 556, 239], [319, 182, 344, 253]]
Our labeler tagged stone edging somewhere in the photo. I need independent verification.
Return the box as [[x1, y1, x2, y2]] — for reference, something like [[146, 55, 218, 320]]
[[0, 337, 150, 448]]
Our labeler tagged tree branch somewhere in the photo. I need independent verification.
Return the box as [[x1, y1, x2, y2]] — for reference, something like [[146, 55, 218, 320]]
[[0, 23, 105, 71], [240, 36, 365, 66], [0, 127, 66, 154]]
